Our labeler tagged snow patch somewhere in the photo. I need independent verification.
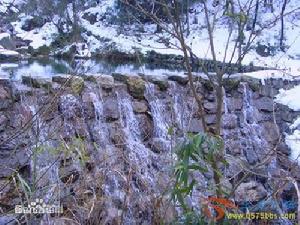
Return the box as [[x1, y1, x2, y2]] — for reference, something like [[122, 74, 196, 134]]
[[286, 130, 300, 163], [0, 48, 19, 56], [240, 70, 300, 85], [276, 85, 300, 111], [276, 84, 300, 164], [12, 16, 58, 49], [0, 33, 10, 40]]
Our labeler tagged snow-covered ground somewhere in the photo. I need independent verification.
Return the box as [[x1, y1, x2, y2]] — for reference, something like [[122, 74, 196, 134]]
[[6, 0, 300, 79], [276, 85, 300, 163], [12, 15, 58, 49]]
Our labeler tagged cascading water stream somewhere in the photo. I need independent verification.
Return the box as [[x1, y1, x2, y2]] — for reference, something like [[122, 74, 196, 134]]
[[90, 91, 110, 147], [28, 104, 61, 223], [223, 87, 229, 115], [116, 89, 156, 224], [116, 90, 153, 182], [240, 83, 272, 166], [169, 81, 191, 135], [169, 81, 184, 132], [145, 83, 169, 138]]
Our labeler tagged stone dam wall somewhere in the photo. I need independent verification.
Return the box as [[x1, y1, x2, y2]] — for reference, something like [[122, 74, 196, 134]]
[[0, 73, 300, 224]]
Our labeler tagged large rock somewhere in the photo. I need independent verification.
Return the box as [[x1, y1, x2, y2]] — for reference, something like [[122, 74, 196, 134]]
[[136, 114, 153, 141], [227, 97, 243, 111], [150, 138, 170, 153], [168, 75, 188, 85], [127, 76, 146, 99], [103, 98, 120, 122], [203, 101, 224, 114], [261, 122, 279, 145], [235, 181, 267, 203], [254, 97, 274, 112], [112, 73, 128, 83], [110, 124, 126, 145], [22, 76, 52, 89], [0, 149, 29, 177], [71, 76, 85, 94], [144, 75, 169, 91], [0, 85, 10, 100], [52, 74, 72, 84], [86, 74, 114, 89], [21, 16, 45, 31], [0, 114, 8, 132], [133, 100, 148, 113], [52, 75, 84, 94], [222, 114, 238, 129], [0, 33, 15, 50], [187, 118, 204, 133]]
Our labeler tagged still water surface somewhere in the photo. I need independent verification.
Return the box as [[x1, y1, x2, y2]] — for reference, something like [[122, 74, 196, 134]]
[[0, 58, 186, 80]]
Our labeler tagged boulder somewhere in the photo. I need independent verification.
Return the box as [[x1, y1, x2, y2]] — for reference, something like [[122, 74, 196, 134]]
[[0, 114, 8, 131], [254, 97, 274, 112], [71, 76, 85, 94], [168, 75, 189, 85], [85, 74, 114, 89], [52, 74, 72, 84], [150, 138, 169, 153], [57, 42, 91, 58], [21, 16, 45, 31], [127, 76, 146, 99], [52, 75, 84, 94], [145, 75, 169, 91], [235, 181, 267, 203], [203, 101, 224, 114], [103, 98, 120, 122], [261, 122, 279, 145], [22, 76, 52, 89], [110, 124, 126, 145], [222, 114, 238, 129], [82, 12, 98, 25], [187, 118, 204, 133], [0, 85, 10, 100], [112, 73, 128, 83], [133, 100, 148, 113], [0, 33, 15, 50], [227, 97, 243, 111], [136, 114, 153, 141], [205, 115, 216, 125]]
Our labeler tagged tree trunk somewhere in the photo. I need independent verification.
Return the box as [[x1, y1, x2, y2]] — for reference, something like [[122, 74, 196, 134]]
[[72, 1, 81, 42], [186, 0, 190, 36], [280, 0, 287, 51]]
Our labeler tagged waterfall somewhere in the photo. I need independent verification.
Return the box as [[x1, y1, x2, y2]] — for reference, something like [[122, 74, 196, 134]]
[[145, 83, 169, 139], [223, 87, 229, 115], [240, 83, 271, 166], [116, 90, 152, 180], [117, 92, 141, 141], [115, 89, 156, 224], [28, 104, 61, 223], [170, 81, 183, 131], [90, 92, 110, 147], [169, 81, 191, 134]]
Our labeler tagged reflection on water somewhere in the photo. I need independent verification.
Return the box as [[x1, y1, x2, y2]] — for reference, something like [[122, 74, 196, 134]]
[[0, 58, 186, 80]]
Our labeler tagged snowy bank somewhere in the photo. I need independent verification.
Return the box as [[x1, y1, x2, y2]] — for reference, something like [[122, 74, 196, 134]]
[[276, 85, 300, 163]]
